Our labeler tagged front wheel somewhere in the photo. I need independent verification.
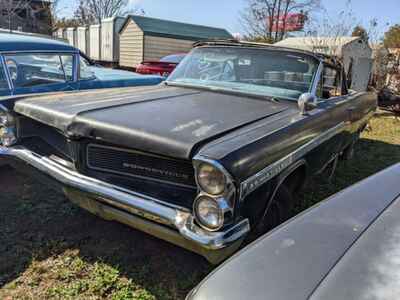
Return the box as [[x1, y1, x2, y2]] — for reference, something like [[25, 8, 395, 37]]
[[342, 142, 355, 160], [260, 184, 294, 232], [342, 133, 360, 161]]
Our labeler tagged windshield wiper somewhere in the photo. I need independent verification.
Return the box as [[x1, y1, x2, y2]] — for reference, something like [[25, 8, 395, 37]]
[[166, 81, 280, 103]]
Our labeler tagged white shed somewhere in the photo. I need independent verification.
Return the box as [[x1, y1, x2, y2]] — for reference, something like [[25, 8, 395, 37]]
[[275, 37, 373, 91], [119, 15, 233, 68], [54, 28, 64, 39], [89, 24, 101, 60], [77, 26, 89, 54], [66, 27, 77, 47], [100, 16, 125, 62]]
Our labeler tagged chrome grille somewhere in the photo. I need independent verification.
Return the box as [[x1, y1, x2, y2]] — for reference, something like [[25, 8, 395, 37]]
[[86, 144, 196, 187]]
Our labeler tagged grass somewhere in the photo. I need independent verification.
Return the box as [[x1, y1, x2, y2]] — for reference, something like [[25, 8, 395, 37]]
[[0, 113, 399, 300], [299, 113, 400, 209]]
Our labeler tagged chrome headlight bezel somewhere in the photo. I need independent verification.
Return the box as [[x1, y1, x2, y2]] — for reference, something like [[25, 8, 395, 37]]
[[193, 157, 236, 231], [193, 195, 225, 231], [0, 110, 9, 126], [0, 127, 17, 146], [0, 105, 17, 147], [196, 162, 227, 196]]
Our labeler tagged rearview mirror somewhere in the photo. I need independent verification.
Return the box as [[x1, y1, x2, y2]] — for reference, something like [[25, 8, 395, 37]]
[[298, 93, 316, 115]]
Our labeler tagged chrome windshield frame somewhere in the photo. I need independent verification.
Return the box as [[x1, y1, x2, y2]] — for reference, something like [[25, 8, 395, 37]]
[[166, 46, 322, 101], [309, 60, 324, 102]]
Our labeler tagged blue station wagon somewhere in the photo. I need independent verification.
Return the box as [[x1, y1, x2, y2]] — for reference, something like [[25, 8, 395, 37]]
[[0, 33, 163, 96]]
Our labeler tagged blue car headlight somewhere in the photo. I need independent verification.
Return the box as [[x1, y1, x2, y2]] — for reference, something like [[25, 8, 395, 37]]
[[0, 106, 17, 147]]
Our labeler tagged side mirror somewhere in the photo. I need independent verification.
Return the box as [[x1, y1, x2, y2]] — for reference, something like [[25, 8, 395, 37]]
[[298, 93, 317, 115]]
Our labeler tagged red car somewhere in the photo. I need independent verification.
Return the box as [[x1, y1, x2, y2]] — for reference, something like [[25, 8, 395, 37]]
[[136, 53, 186, 77]]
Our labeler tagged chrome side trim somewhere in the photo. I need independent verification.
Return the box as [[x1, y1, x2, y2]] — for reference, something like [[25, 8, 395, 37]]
[[240, 122, 346, 199]]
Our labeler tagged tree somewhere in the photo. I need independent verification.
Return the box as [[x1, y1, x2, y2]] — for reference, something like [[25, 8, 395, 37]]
[[54, 17, 82, 29], [0, 0, 33, 31], [73, 0, 145, 25], [240, 0, 320, 43], [352, 25, 368, 41], [383, 25, 400, 92], [384, 24, 400, 49], [302, 1, 361, 56], [49, 0, 61, 29]]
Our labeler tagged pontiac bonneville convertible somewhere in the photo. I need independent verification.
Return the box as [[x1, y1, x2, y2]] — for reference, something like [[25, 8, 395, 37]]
[[0, 40, 376, 263]]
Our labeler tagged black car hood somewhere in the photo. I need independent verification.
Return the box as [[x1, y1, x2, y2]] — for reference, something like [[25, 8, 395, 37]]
[[14, 85, 289, 159]]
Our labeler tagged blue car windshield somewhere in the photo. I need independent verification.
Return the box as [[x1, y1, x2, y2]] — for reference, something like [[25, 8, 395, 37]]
[[167, 47, 319, 100]]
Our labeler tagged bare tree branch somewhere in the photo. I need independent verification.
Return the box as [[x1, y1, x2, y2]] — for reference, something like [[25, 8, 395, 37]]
[[304, 1, 358, 55], [73, 0, 144, 25], [239, 0, 320, 43], [0, 0, 34, 31]]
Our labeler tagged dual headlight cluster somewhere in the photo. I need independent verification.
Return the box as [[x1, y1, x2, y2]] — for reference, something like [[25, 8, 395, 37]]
[[193, 162, 233, 231], [0, 107, 17, 147]]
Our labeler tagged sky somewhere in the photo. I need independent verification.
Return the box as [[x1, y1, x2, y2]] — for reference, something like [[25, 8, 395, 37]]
[[58, 0, 399, 38]]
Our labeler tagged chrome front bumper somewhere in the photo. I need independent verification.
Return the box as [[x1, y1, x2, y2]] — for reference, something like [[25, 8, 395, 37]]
[[0, 146, 250, 264]]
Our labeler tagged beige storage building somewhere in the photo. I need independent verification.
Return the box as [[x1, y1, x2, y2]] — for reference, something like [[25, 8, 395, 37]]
[[119, 15, 232, 68], [275, 37, 373, 91]]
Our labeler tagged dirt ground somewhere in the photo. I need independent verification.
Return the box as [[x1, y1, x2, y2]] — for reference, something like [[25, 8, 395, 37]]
[[0, 114, 399, 300]]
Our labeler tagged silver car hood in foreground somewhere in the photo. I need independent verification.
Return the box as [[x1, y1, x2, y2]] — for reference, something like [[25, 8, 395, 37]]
[[188, 163, 400, 300]]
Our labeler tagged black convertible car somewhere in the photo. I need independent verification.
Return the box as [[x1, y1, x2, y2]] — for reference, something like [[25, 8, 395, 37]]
[[187, 163, 400, 300], [0, 40, 376, 263]]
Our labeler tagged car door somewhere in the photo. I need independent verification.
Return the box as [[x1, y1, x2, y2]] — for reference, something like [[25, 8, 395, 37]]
[[319, 64, 357, 147], [320, 65, 375, 147], [303, 64, 355, 173], [3, 53, 78, 95]]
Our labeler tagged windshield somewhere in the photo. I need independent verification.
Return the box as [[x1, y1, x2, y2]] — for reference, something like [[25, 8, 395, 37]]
[[4, 53, 74, 88], [160, 54, 186, 63], [168, 47, 319, 100]]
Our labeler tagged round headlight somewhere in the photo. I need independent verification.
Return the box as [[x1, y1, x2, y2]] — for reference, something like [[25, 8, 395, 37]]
[[0, 127, 17, 146], [197, 163, 226, 195], [0, 111, 8, 126], [194, 196, 224, 230], [0, 110, 14, 126]]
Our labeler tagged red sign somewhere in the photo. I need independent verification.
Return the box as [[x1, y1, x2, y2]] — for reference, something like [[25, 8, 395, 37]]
[[268, 13, 306, 32]]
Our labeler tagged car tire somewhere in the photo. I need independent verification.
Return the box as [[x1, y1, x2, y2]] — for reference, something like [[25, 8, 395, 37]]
[[261, 184, 294, 232], [342, 136, 358, 161]]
